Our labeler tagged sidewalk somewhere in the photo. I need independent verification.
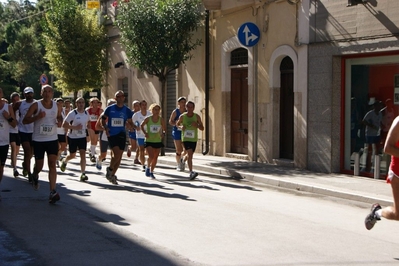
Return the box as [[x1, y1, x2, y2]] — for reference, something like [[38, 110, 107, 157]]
[[153, 152, 393, 207]]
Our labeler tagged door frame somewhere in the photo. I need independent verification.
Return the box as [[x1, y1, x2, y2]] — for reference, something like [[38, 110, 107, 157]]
[[221, 36, 254, 159], [269, 45, 307, 168], [230, 68, 249, 154]]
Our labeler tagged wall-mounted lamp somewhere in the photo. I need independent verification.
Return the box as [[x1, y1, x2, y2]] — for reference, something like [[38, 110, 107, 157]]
[[114, 62, 124, 68], [347, 0, 368, 6]]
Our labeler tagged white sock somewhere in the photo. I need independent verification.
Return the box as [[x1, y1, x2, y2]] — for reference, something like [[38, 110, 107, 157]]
[[376, 209, 382, 219], [91, 145, 96, 155]]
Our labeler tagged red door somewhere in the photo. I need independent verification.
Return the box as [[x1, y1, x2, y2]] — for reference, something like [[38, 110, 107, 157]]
[[231, 68, 248, 154]]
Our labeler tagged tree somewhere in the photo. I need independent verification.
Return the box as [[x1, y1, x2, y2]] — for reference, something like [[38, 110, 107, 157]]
[[41, 0, 108, 98], [117, 0, 203, 153], [0, 0, 46, 98]]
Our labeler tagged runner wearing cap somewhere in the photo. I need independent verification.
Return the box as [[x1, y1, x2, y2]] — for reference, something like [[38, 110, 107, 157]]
[[12, 86, 36, 182]]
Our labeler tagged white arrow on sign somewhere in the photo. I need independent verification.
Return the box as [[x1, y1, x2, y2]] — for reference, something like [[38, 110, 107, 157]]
[[243, 25, 259, 46]]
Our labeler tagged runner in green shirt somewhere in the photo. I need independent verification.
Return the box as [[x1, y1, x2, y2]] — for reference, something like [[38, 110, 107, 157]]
[[177, 101, 204, 180], [141, 103, 166, 179]]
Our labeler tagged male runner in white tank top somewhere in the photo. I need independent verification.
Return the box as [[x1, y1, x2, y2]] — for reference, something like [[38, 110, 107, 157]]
[[23, 85, 63, 204], [13, 87, 36, 182]]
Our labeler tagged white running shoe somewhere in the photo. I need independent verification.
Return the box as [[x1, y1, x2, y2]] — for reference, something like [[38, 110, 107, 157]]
[[180, 158, 185, 171], [96, 157, 102, 170]]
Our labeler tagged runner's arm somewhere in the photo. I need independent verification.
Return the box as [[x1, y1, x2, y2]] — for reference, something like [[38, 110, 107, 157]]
[[196, 115, 204, 131], [176, 115, 184, 130], [22, 102, 39, 124], [384, 116, 399, 158], [6, 105, 17, 128], [169, 110, 176, 126], [141, 117, 149, 136]]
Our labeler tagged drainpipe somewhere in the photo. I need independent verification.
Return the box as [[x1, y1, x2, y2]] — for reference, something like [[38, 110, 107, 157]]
[[253, 46, 258, 162], [202, 10, 210, 155]]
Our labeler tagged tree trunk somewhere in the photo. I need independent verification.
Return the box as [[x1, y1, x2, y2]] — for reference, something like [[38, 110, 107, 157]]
[[73, 90, 78, 103]]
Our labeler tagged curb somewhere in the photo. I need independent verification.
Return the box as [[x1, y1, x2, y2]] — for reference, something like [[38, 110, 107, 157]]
[[156, 157, 393, 207]]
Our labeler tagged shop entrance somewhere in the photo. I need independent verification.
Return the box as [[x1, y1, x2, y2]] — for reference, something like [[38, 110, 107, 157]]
[[344, 55, 399, 177]]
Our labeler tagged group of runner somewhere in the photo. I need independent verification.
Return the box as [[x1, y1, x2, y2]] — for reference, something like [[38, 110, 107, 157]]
[[0, 86, 204, 204], [3, 85, 64, 204], [105, 92, 204, 181]]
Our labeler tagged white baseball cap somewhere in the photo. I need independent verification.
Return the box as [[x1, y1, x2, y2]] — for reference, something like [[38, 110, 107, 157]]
[[24, 87, 34, 94]]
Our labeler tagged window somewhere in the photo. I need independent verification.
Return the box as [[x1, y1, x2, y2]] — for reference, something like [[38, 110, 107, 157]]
[[230, 48, 248, 66], [344, 55, 399, 177], [118, 77, 129, 104]]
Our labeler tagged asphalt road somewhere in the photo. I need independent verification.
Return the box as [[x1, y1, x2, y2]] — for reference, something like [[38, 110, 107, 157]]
[[1, 154, 399, 266]]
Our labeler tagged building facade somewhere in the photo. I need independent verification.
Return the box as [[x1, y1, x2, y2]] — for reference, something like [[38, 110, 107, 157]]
[[307, 0, 399, 176], [101, 0, 307, 167], [201, 0, 307, 170], [102, 0, 399, 177]]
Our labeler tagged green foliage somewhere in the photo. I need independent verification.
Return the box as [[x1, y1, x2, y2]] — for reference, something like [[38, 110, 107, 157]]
[[41, 0, 108, 95], [116, 0, 203, 81], [7, 26, 45, 82], [0, 0, 47, 93]]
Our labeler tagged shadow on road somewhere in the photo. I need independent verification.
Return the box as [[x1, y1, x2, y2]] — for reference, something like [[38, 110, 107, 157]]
[[0, 177, 197, 265]]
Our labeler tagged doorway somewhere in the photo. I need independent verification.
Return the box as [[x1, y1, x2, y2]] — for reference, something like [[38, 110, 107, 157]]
[[231, 68, 248, 154], [279, 56, 294, 159]]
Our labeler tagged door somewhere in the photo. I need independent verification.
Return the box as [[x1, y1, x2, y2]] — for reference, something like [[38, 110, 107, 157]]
[[279, 56, 294, 159], [231, 68, 248, 154]]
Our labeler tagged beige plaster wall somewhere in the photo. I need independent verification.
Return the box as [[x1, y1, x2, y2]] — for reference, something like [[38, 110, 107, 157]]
[[103, 37, 161, 108], [195, 1, 302, 163], [211, 6, 254, 156], [178, 27, 207, 153], [103, 0, 305, 164], [258, 2, 298, 164]]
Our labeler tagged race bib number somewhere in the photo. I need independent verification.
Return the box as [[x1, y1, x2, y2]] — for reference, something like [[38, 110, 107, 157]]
[[90, 115, 98, 122], [150, 125, 161, 133], [40, 124, 55, 135], [0, 120, 5, 131], [184, 130, 195, 138], [76, 129, 85, 137], [111, 118, 124, 127]]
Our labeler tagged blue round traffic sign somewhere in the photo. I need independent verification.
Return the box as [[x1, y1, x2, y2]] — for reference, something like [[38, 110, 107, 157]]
[[238, 22, 260, 47], [40, 74, 48, 85]]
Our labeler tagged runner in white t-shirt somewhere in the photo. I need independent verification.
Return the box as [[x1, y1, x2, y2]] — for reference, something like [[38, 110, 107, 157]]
[[132, 100, 151, 171], [61, 97, 91, 182]]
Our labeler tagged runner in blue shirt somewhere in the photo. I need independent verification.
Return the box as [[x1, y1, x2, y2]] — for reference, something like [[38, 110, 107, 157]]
[[100, 90, 134, 184]]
